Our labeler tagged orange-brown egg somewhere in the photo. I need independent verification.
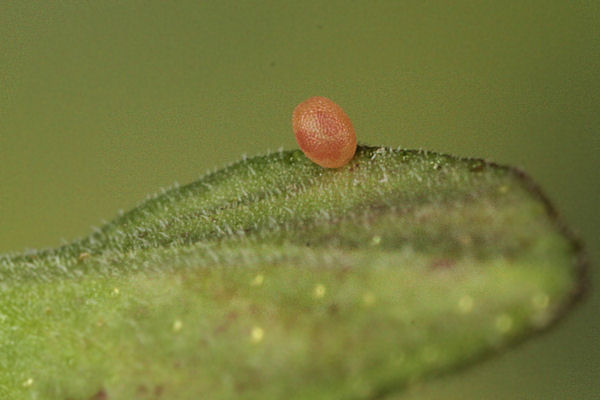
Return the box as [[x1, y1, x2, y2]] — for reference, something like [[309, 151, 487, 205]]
[[292, 96, 357, 168]]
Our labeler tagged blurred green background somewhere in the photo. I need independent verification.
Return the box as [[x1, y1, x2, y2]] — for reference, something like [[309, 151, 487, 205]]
[[1, 1, 598, 398]]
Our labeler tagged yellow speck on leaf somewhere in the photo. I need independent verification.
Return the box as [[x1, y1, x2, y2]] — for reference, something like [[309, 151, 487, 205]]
[[173, 319, 183, 332], [495, 314, 513, 333], [313, 284, 326, 299], [251, 274, 264, 286], [363, 292, 376, 306], [251, 326, 264, 343], [532, 293, 550, 310], [458, 295, 474, 314]]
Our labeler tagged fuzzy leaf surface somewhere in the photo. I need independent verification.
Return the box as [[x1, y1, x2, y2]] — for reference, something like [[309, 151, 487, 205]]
[[0, 146, 586, 399]]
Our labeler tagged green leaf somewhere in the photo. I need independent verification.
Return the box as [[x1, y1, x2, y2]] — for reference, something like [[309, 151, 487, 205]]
[[0, 146, 586, 399]]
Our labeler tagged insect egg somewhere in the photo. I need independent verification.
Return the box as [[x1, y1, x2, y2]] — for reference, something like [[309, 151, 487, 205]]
[[292, 96, 357, 168]]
